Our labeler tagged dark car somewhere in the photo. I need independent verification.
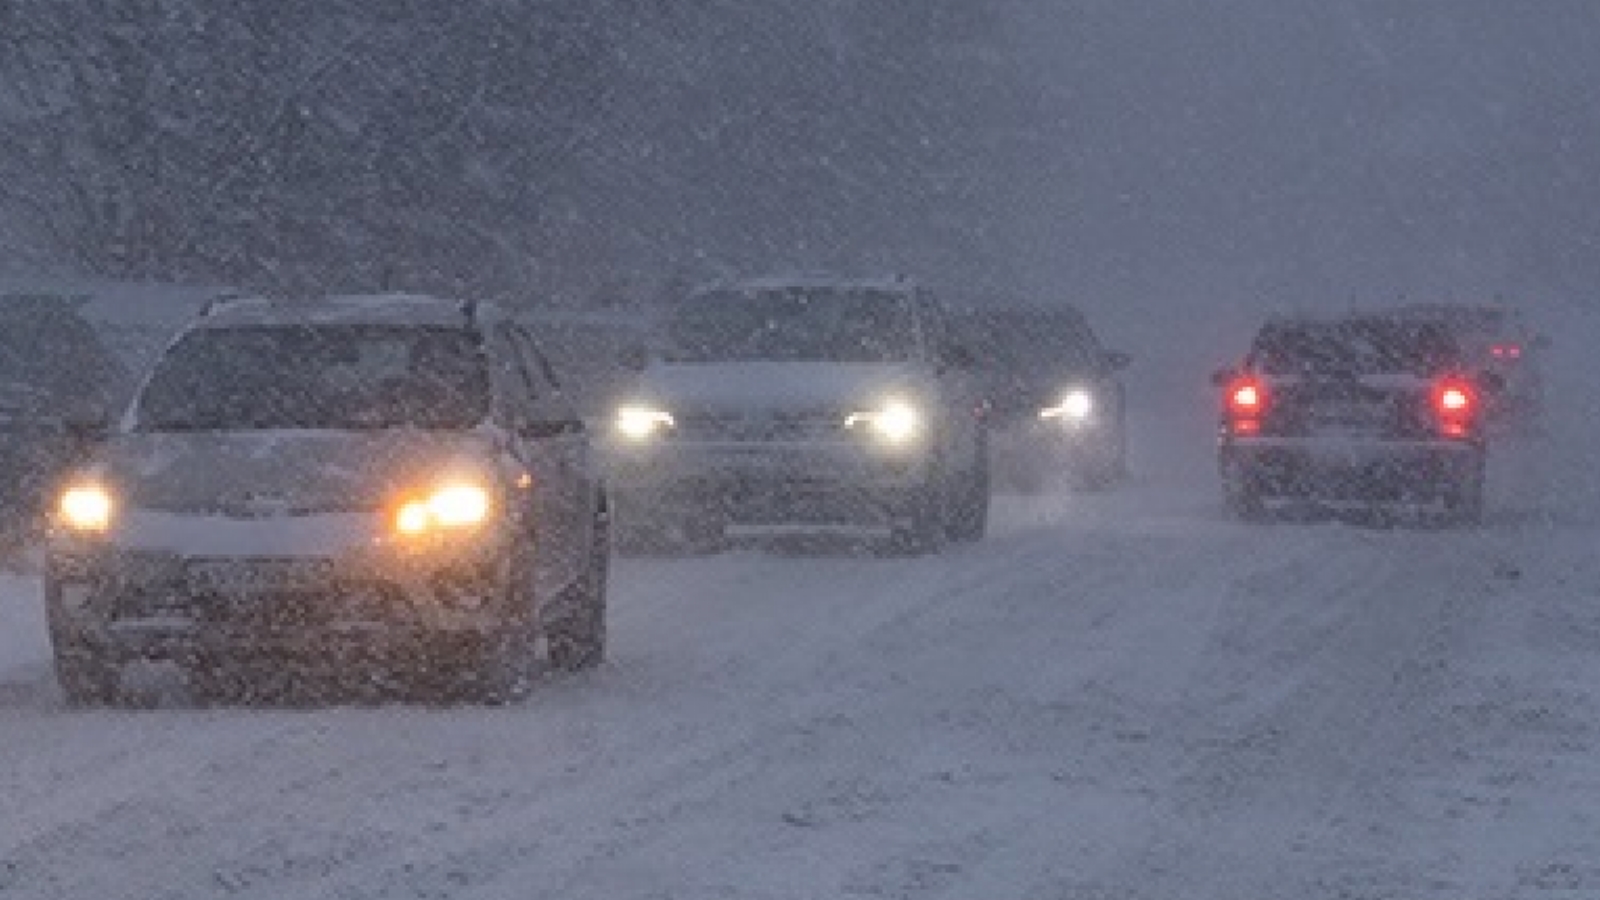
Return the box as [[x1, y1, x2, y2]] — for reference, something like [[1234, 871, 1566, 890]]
[[954, 304, 1130, 493], [1214, 312, 1491, 524], [44, 294, 610, 705], [0, 294, 130, 542]]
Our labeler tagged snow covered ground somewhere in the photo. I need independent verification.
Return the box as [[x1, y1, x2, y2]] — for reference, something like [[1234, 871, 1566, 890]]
[[1, 300, 1597, 899]]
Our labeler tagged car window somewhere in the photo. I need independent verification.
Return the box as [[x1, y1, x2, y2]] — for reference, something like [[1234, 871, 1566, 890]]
[[663, 287, 915, 363], [1250, 320, 1459, 377], [135, 325, 489, 431]]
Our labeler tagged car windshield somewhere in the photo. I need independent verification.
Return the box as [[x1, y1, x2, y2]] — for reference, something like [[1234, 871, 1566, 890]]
[[663, 287, 915, 363], [1252, 319, 1458, 377], [136, 325, 489, 431], [958, 310, 1098, 376]]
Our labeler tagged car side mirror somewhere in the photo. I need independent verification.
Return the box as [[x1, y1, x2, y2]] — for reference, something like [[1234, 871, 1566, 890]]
[[62, 407, 112, 450], [1211, 366, 1238, 387], [1105, 350, 1132, 371]]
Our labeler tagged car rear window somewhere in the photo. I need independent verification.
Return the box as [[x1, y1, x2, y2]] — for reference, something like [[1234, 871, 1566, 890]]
[[1251, 319, 1459, 377]]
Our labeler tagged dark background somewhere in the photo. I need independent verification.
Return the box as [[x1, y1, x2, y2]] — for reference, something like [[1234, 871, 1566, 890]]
[[2, 2, 1597, 324]]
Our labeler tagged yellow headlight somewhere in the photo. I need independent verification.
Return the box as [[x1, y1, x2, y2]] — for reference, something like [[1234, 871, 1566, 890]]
[[393, 483, 491, 536], [615, 404, 674, 441], [846, 399, 923, 445], [59, 484, 114, 533]]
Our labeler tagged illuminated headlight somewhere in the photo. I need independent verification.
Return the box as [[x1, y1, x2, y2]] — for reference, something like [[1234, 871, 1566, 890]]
[[58, 483, 114, 534], [1040, 388, 1094, 422], [394, 483, 493, 537], [845, 398, 923, 445], [615, 404, 675, 441]]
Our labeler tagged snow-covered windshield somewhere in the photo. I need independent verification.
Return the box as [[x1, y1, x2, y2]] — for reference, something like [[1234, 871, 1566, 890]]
[[135, 325, 488, 431], [1251, 320, 1458, 377], [957, 310, 1099, 377], [663, 288, 915, 363]]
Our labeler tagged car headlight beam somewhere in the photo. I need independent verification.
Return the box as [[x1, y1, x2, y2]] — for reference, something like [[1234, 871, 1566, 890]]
[[59, 483, 114, 533], [846, 398, 924, 445], [615, 404, 675, 441], [1040, 388, 1094, 421], [394, 482, 492, 537]]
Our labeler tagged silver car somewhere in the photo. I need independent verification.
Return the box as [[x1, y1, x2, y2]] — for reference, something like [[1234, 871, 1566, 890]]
[[606, 276, 989, 555], [45, 294, 609, 705]]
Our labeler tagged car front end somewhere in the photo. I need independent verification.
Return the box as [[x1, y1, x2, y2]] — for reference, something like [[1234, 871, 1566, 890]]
[[46, 430, 527, 675], [606, 364, 945, 531]]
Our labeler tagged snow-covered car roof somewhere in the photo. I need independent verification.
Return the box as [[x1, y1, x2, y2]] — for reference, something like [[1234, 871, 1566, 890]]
[[187, 293, 506, 331]]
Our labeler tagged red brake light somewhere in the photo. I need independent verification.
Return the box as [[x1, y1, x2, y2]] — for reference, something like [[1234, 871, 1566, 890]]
[[1432, 378, 1476, 437], [1225, 377, 1267, 434], [1232, 383, 1262, 412], [1491, 343, 1522, 360]]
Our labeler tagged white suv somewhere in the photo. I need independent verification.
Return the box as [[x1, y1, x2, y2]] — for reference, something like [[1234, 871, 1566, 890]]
[[46, 294, 610, 705], [607, 276, 989, 554]]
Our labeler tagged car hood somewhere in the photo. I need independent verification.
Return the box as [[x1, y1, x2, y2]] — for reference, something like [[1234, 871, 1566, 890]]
[[630, 362, 934, 414], [94, 429, 500, 515]]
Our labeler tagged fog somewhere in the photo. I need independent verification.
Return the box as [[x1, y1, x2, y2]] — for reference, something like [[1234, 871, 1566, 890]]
[[6, 4, 1596, 319]]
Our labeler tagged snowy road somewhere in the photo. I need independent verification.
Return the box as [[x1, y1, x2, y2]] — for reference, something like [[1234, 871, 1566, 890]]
[[3, 307, 1599, 899]]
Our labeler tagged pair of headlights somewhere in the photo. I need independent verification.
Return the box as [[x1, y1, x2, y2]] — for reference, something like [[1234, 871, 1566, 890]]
[[614, 399, 925, 445], [56, 482, 495, 538]]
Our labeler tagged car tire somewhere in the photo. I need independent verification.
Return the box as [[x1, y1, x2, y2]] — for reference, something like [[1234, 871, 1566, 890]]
[[444, 540, 538, 704], [52, 644, 119, 707], [546, 509, 609, 673], [44, 578, 119, 707], [886, 472, 948, 556], [1443, 454, 1487, 527], [1221, 457, 1267, 522], [946, 437, 990, 543]]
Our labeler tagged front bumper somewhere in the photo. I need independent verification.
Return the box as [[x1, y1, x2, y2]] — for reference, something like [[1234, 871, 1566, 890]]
[[606, 438, 934, 526], [47, 527, 517, 662], [1222, 436, 1483, 502]]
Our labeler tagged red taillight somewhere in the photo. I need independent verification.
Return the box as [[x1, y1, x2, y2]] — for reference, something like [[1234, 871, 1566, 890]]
[[1432, 378, 1476, 437], [1226, 377, 1267, 434], [1491, 343, 1522, 360]]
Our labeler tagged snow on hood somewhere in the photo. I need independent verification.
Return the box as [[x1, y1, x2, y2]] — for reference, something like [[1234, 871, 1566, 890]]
[[629, 361, 933, 414], [97, 428, 499, 515]]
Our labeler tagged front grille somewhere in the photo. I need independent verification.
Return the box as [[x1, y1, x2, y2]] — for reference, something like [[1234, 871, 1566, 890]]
[[674, 410, 845, 442]]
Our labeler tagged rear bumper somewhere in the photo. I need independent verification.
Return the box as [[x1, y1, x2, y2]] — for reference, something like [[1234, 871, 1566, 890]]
[[1222, 437, 1482, 501]]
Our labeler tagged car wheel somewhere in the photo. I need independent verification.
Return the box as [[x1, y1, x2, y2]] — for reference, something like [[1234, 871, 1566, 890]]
[[546, 509, 610, 672], [45, 579, 119, 706], [1443, 455, 1486, 527], [886, 471, 948, 556], [52, 643, 119, 707], [445, 540, 538, 704], [1221, 457, 1266, 522], [946, 437, 989, 543]]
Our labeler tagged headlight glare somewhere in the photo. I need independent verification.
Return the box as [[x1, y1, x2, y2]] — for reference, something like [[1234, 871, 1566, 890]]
[[59, 483, 114, 533], [846, 399, 923, 444], [393, 483, 492, 536], [1040, 388, 1094, 421], [616, 404, 674, 441]]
